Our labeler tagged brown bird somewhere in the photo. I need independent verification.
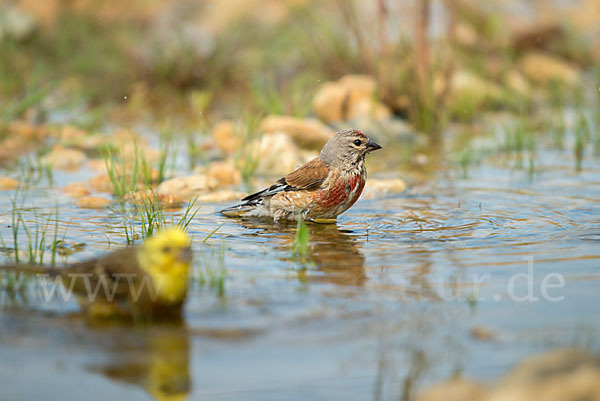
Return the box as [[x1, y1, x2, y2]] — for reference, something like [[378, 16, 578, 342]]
[[221, 129, 381, 222]]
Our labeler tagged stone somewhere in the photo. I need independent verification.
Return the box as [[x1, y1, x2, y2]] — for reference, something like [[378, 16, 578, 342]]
[[156, 174, 219, 199], [444, 70, 514, 118], [455, 22, 479, 48], [77, 196, 111, 209], [362, 178, 406, 200], [0, 4, 36, 40], [470, 326, 495, 341], [204, 160, 242, 187], [58, 125, 87, 141], [416, 349, 600, 401], [87, 173, 113, 193], [490, 349, 600, 401], [196, 190, 247, 203], [312, 74, 391, 123], [6, 121, 47, 139], [504, 68, 531, 97], [87, 158, 108, 172], [451, 70, 505, 102], [519, 52, 580, 86], [0, 176, 20, 190], [212, 120, 241, 155], [63, 182, 90, 198], [42, 147, 87, 171], [416, 378, 485, 401], [127, 189, 185, 208], [259, 115, 335, 149], [247, 132, 305, 176]]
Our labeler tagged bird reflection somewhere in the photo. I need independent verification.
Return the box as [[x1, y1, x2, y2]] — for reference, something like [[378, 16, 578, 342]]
[[88, 323, 191, 401], [235, 218, 367, 286]]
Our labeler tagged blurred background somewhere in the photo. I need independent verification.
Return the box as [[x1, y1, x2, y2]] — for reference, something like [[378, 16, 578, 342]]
[[1, 0, 598, 132]]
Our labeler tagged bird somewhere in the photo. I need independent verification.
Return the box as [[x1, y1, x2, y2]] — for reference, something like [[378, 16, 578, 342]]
[[0, 228, 193, 321], [221, 129, 381, 222]]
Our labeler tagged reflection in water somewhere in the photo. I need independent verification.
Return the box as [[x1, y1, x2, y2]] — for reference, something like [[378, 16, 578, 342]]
[[89, 323, 191, 401], [237, 219, 366, 286]]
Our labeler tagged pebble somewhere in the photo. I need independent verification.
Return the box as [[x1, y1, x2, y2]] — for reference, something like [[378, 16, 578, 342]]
[[0, 176, 20, 190], [77, 196, 111, 209]]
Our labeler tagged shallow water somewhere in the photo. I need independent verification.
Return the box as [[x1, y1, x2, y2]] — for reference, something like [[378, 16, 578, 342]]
[[1, 123, 599, 401]]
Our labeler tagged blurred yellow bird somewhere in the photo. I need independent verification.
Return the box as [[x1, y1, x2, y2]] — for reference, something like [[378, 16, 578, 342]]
[[1, 228, 193, 321]]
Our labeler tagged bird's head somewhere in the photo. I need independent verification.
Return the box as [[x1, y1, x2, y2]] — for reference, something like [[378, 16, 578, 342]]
[[138, 228, 193, 305], [320, 129, 381, 169]]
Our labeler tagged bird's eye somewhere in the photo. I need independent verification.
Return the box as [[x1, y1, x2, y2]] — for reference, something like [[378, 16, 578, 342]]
[[162, 246, 172, 254], [353, 139, 362, 146]]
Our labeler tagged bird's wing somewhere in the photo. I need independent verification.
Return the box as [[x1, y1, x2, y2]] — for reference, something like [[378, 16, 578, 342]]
[[242, 158, 330, 202], [63, 248, 143, 301], [0, 248, 142, 302]]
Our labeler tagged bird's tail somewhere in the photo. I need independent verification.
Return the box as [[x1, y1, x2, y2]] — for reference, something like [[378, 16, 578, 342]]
[[219, 203, 256, 217]]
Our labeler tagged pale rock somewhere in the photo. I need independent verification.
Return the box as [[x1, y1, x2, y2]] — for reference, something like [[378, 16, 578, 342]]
[[87, 158, 108, 172], [248, 132, 305, 176], [505, 68, 531, 97], [77, 196, 111, 209], [121, 142, 160, 163], [196, 190, 247, 203], [156, 174, 219, 199], [6, 120, 47, 139], [313, 74, 391, 123], [416, 349, 600, 401], [43, 147, 86, 170], [455, 22, 479, 48], [259, 115, 335, 149], [451, 70, 504, 102], [127, 189, 185, 208], [0, 176, 20, 190], [58, 125, 87, 141], [63, 182, 90, 198], [313, 82, 347, 122], [73, 134, 108, 151], [470, 326, 495, 341], [87, 173, 113, 193], [212, 120, 241, 155], [362, 178, 406, 200], [446, 70, 511, 118], [204, 160, 241, 187], [416, 378, 485, 401], [519, 52, 580, 86], [1, 4, 36, 40], [489, 349, 600, 401], [112, 128, 143, 144]]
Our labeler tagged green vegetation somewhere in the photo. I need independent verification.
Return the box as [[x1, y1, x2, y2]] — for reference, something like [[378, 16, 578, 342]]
[[120, 192, 200, 244], [292, 216, 310, 266], [196, 240, 227, 298], [102, 136, 173, 199], [2, 192, 62, 266]]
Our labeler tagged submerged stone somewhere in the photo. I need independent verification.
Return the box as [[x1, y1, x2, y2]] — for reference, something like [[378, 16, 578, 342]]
[[43, 147, 87, 171], [362, 178, 407, 200], [0, 176, 20, 190], [76, 196, 111, 209]]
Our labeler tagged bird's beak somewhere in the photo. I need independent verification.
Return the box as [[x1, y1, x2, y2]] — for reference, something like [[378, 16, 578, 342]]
[[177, 247, 193, 263], [366, 140, 382, 152]]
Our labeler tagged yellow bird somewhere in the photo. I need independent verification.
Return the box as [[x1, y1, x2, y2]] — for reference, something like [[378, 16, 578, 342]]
[[1, 228, 193, 321]]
